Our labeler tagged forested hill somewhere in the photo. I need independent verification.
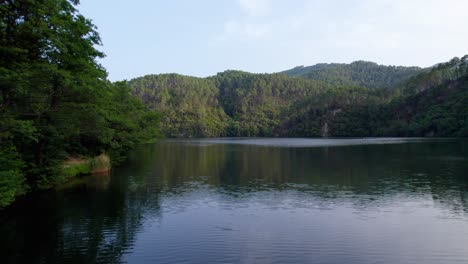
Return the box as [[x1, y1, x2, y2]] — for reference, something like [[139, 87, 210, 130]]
[[282, 61, 425, 89], [130, 74, 228, 137], [282, 57, 468, 137], [129, 71, 328, 137], [129, 55, 468, 138]]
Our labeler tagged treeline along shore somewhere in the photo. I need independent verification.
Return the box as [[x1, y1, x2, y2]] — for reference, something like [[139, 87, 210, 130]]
[[1, 0, 467, 208]]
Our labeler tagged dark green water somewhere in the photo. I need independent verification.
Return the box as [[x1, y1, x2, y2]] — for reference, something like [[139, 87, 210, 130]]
[[1, 138, 468, 264]]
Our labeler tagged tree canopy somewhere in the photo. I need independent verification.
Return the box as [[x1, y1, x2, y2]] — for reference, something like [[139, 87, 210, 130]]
[[282, 61, 424, 89], [0, 0, 161, 207], [2, 0, 466, 209], [129, 56, 467, 139]]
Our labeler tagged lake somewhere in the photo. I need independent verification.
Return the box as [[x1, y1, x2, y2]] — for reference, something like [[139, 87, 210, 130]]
[[1, 138, 468, 264]]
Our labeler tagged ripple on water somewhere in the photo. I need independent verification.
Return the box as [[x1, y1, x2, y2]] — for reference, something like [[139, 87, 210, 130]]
[[1, 138, 468, 264]]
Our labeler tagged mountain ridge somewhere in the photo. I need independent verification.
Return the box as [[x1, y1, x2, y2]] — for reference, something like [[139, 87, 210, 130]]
[[128, 55, 468, 138], [281, 60, 426, 89]]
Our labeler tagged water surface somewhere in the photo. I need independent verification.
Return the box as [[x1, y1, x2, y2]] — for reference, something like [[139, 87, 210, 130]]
[[1, 138, 468, 264]]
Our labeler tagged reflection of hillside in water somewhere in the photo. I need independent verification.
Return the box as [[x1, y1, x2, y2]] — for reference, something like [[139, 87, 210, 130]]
[[0, 139, 466, 264], [141, 140, 468, 215], [0, 168, 163, 264]]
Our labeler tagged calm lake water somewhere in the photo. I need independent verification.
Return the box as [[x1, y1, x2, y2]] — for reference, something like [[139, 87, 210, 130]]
[[1, 138, 468, 264]]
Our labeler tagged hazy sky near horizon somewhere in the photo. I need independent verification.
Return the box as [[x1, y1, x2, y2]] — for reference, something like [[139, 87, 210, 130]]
[[79, 0, 468, 81]]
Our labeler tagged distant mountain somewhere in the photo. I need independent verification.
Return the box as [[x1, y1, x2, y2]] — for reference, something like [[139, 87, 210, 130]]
[[128, 56, 468, 138], [388, 56, 468, 136], [282, 61, 425, 89], [280, 56, 468, 137], [397, 56, 468, 95]]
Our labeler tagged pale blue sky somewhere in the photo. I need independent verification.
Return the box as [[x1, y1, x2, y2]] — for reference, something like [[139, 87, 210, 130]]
[[79, 0, 468, 81]]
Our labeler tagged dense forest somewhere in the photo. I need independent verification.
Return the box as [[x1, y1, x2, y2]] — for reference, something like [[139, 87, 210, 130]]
[[282, 61, 425, 89], [282, 57, 468, 137], [129, 56, 468, 138], [1, 0, 467, 209], [0, 0, 161, 207], [130, 71, 330, 137]]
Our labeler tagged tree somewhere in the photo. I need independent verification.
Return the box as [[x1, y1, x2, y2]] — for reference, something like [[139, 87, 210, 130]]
[[0, 0, 161, 207]]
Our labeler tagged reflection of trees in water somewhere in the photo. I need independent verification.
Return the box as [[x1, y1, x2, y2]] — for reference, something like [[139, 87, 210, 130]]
[[148, 140, 468, 214], [54, 172, 162, 264], [0, 168, 163, 264], [1, 140, 466, 263]]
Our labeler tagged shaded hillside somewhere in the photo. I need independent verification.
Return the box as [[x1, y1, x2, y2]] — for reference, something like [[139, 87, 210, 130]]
[[212, 71, 327, 136], [395, 80, 467, 136], [277, 86, 388, 137], [129, 71, 328, 137], [397, 56, 468, 95], [281, 56, 468, 137], [387, 56, 468, 137], [129, 74, 228, 137], [283, 61, 424, 89], [129, 56, 467, 138]]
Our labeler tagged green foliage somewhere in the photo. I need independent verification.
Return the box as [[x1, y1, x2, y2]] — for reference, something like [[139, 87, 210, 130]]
[[282, 61, 424, 89], [282, 57, 468, 137], [213, 71, 325, 136], [58, 153, 111, 183], [278, 86, 389, 137], [0, 0, 161, 207], [129, 71, 327, 137], [397, 55, 468, 95], [130, 74, 227, 137], [386, 77, 468, 137], [60, 160, 92, 182], [1, 0, 465, 209], [0, 146, 25, 208], [130, 56, 467, 139]]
